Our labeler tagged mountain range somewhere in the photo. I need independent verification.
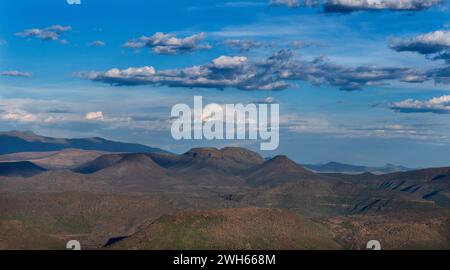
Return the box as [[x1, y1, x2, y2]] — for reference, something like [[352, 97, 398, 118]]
[[0, 130, 168, 155], [0, 131, 449, 250], [303, 161, 412, 174], [0, 131, 413, 174]]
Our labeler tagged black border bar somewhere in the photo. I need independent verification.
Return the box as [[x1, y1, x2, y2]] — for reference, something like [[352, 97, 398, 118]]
[[1, 250, 448, 269]]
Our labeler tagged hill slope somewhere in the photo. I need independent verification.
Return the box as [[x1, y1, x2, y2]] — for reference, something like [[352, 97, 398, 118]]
[[0, 220, 64, 250], [326, 209, 450, 250], [110, 208, 340, 250]]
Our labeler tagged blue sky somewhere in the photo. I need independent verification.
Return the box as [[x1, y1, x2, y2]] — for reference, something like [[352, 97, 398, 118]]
[[1, 0, 450, 167]]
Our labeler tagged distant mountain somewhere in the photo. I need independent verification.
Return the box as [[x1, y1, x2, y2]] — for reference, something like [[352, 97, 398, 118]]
[[0, 161, 47, 177], [304, 161, 411, 174], [0, 149, 108, 170], [73, 147, 265, 188], [74, 147, 261, 175], [0, 130, 168, 155]]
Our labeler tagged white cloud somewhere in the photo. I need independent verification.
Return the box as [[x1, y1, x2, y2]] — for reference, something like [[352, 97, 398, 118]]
[[212, 56, 248, 69], [391, 30, 450, 55], [85, 111, 104, 120], [15, 25, 72, 43], [75, 52, 290, 91], [77, 50, 431, 91], [390, 95, 450, 114], [123, 32, 211, 55], [0, 71, 32, 77], [103, 66, 156, 79]]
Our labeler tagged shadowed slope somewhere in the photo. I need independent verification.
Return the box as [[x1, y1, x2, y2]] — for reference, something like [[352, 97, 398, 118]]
[[0, 161, 47, 178], [96, 154, 168, 178], [331, 167, 450, 208], [74, 154, 130, 174]]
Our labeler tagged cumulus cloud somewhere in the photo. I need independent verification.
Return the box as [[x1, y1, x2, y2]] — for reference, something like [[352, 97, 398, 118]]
[[390, 30, 450, 58], [223, 39, 264, 52], [85, 111, 104, 120], [123, 32, 211, 55], [0, 71, 32, 77], [88, 40, 106, 47], [76, 52, 290, 91], [390, 95, 450, 114], [270, 0, 445, 12], [276, 53, 428, 91], [212, 56, 248, 68], [390, 30, 450, 75], [76, 49, 431, 91], [15, 25, 72, 42]]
